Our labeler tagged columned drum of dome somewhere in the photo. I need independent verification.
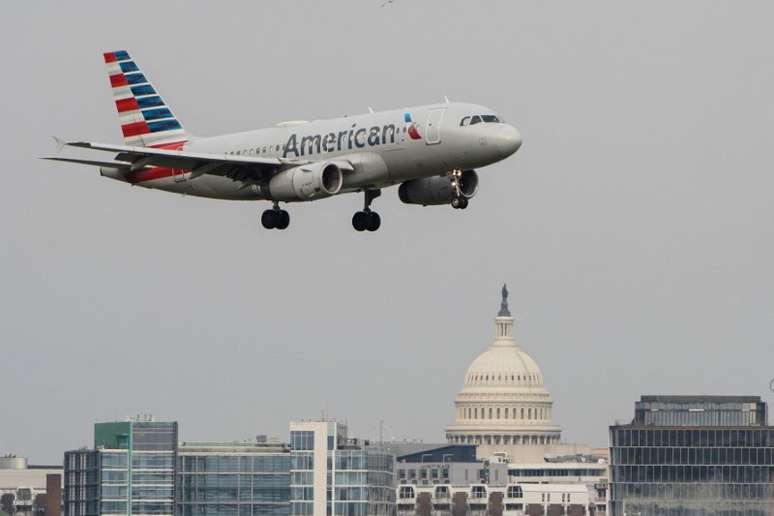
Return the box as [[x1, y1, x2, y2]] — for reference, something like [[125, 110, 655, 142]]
[[445, 286, 561, 462]]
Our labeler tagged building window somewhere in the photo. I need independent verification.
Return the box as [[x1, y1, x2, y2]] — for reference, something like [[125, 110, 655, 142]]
[[489, 408, 493, 419], [507, 485, 523, 498]]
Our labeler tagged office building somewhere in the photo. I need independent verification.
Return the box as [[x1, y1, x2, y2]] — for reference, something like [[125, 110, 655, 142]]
[[176, 439, 291, 516], [64, 417, 177, 516], [393, 444, 508, 488], [609, 395, 774, 516], [0, 455, 62, 516], [289, 420, 395, 515], [396, 480, 589, 516], [393, 443, 603, 515]]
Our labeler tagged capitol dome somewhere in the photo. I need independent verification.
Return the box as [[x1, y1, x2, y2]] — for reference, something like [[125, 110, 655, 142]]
[[445, 286, 561, 458]]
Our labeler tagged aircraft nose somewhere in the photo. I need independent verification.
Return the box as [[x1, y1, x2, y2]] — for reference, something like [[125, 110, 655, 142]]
[[496, 124, 522, 157]]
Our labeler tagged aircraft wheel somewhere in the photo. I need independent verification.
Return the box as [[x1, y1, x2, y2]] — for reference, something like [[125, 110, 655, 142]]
[[261, 209, 276, 229], [366, 211, 381, 232], [458, 198, 469, 209], [451, 197, 463, 209], [352, 211, 369, 232], [276, 210, 290, 230]]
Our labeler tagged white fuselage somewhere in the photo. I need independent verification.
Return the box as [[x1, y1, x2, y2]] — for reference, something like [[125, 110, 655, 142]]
[[124, 102, 522, 201]]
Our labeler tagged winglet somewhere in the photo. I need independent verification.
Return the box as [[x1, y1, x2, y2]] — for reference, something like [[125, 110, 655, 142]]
[[52, 136, 66, 153], [444, 96, 450, 104]]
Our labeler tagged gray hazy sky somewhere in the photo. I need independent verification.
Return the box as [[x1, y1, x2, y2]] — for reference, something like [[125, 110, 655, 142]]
[[2, 1, 773, 464]]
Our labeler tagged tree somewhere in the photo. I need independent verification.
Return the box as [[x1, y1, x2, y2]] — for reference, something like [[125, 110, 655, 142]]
[[0, 493, 15, 515]]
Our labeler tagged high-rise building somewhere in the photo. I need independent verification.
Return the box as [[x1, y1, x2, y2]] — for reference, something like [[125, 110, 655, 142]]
[[609, 395, 774, 516], [289, 420, 395, 515], [176, 439, 291, 516], [64, 417, 177, 516]]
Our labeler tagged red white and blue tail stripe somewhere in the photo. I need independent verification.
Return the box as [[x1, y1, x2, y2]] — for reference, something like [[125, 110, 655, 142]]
[[103, 50, 188, 149]]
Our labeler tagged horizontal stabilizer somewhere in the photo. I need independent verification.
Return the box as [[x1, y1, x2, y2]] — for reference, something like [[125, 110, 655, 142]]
[[41, 157, 131, 169]]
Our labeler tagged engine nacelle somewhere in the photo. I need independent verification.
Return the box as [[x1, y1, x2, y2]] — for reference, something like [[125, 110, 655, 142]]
[[398, 170, 479, 206], [268, 162, 343, 201]]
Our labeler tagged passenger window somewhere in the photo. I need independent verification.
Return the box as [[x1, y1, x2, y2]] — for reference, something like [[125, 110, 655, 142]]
[[460, 116, 470, 126], [482, 115, 500, 123], [470, 115, 482, 125]]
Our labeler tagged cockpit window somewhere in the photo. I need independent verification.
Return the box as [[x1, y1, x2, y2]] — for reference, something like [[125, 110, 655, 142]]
[[460, 116, 471, 126], [482, 115, 500, 123], [470, 115, 483, 125]]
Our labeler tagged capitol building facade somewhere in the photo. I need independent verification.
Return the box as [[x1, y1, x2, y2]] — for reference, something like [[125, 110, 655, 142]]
[[445, 286, 563, 462]]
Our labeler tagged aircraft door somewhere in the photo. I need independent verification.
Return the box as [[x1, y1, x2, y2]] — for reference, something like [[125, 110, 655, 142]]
[[425, 108, 445, 145]]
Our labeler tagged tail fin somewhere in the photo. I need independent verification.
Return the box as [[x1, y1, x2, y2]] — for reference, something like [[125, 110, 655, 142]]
[[103, 50, 189, 149]]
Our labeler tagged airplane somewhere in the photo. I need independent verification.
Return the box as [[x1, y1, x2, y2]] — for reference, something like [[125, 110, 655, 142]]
[[45, 50, 522, 232]]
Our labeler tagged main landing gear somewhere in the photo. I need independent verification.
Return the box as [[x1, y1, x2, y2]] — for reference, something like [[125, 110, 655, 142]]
[[449, 169, 469, 210], [451, 196, 469, 209], [352, 189, 381, 232], [261, 203, 290, 230]]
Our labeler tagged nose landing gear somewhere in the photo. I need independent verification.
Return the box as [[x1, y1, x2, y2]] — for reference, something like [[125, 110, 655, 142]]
[[261, 203, 290, 230], [449, 169, 469, 210], [352, 189, 382, 232]]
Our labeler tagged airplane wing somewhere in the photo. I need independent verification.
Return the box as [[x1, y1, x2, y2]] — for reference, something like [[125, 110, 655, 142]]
[[46, 140, 305, 184], [42, 157, 132, 170], [44, 140, 356, 184]]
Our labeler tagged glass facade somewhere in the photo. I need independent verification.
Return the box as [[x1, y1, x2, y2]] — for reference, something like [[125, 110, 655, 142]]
[[64, 450, 99, 516], [176, 443, 291, 516], [129, 422, 177, 516], [289, 423, 395, 516], [610, 396, 774, 516], [634, 396, 767, 428], [64, 420, 177, 516]]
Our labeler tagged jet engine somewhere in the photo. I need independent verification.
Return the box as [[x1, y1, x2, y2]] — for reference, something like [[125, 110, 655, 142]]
[[398, 170, 479, 206], [268, 161, 343, 201]]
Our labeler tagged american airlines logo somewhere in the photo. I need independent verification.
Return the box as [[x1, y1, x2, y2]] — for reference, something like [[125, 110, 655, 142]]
[[283, 112, 421, 158]]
